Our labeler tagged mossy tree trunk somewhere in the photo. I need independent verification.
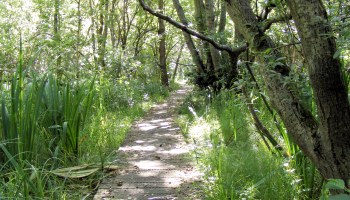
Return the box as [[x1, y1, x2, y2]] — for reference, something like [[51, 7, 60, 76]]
[[225, 0, 350, 183], [286, 0, 350, 182]]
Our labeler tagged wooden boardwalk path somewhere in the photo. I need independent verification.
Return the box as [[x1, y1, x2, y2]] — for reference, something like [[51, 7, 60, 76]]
[[94, 85, 203, 200]]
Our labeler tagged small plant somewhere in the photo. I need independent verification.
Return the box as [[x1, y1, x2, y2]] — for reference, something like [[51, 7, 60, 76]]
[[321, 179, 350, 200]]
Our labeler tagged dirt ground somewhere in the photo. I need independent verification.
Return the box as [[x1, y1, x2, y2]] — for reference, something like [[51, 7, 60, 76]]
[[93, 85, 204, 200]]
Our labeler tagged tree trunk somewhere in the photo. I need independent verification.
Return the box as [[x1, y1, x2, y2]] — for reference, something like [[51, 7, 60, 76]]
[[121, 0, 128, 50], [110, 0, 118, 49], [172, 44, 185, 82], [76, 0, 82, 78], [217, 1, 239, 88], [89, 0, 98, 69], [194, 0, 212, 73], [54, 0, 62, 77], [172, 0, 205, 74], [158, 0, 169, 87], [218, 1, 226, 33], [97, 0, 109, 69], [138, 0, 246, 89], [225, 0, 320, 169], [225, 0, 350, 183], [285, 0, 350, 182], [205, 0, 221, 76]]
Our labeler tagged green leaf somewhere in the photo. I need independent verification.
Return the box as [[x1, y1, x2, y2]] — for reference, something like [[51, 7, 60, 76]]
[[329, 194, 350, 200], [326, 179, 345, 190]]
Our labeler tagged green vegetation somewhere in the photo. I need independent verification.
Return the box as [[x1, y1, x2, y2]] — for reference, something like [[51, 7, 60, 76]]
[[0, 67, 169, 199], [1, 0, 350, 199], [176, 89, 326, 199]]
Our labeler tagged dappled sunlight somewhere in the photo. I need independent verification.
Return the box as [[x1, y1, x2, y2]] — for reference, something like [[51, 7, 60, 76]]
[[159, 148, 190, 155], [189, 119, 214, 140], [154, 110, 167, 115], [138, 124, 158, 131], [119, 145, 157, 151], [150, 119, 164, 123], [95, 86, 202, 199]]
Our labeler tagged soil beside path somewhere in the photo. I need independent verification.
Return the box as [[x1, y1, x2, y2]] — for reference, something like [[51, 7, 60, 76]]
[[93, 85, 203, 200]]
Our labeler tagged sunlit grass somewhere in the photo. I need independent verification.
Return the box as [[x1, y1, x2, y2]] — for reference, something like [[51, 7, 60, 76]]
[[0, 66, 170, 198], [176, 88, 315, 199]]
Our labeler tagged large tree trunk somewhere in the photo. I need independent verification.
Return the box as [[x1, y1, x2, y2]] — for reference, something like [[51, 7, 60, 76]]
[[225, 0, 320, 170], [225, 0, 350, 183], [158, 0, 169, 86], [285, 0, 350, 182]]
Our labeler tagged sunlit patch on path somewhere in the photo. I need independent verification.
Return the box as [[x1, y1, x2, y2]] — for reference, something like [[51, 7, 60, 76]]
[[94, 85, 203, 200]]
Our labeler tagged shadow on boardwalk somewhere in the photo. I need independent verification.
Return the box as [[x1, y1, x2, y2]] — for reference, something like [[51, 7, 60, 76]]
[[94, 85, 203, 200]]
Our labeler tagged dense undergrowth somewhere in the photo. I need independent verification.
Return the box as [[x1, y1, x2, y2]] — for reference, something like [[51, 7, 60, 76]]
[[176, 88, 335, 200], [0, 66, 170, 199]]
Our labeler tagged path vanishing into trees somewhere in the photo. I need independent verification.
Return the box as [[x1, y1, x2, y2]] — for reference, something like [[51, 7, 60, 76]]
[[94, 85, 203, 200]]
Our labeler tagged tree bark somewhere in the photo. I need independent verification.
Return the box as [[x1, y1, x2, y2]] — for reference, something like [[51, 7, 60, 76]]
[[97, 0, 109, 68], [172, 44, 185, 82], [171, 0, 205, 74], [54, 0, 62, 77], [158, 0, 169, 86], [225, 0, 320, 167], [225, 0, 350, 183], [218, 1, 226, 33], [89, 0, 98, 69], [194, 0, 213, 73], [76, 0, 82, 77], [110, 0, 118, 49], [285, 0, 350, 182], [205, 0, 221, 76]]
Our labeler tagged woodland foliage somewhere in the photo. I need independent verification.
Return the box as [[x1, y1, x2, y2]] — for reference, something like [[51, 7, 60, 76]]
[[0, 0, 350, 199]]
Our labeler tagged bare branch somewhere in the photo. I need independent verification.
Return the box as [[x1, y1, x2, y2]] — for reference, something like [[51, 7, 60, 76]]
[[262, 14, 292, 32], [137, 0, 246, 55]]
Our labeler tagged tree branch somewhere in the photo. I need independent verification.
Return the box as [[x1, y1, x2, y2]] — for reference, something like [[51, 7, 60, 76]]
[[262, 14, 292, 32], [138, 0, 246, 55], [260, 0, 277, 20]]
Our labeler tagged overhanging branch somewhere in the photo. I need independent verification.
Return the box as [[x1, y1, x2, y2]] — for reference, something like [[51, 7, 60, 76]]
[[138, 0, 246, 56], [262, 14, 292, 32]]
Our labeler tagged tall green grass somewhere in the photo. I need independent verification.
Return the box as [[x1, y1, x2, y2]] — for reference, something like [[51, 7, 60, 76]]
[[1, 70, 44, 163], [176, 88, 322, 199], [0, 67, 170, 198], [1, 71, 95, 163]]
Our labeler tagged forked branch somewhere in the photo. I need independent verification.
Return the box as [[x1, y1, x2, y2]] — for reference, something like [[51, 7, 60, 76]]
[[138, 0, 247, 56]]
